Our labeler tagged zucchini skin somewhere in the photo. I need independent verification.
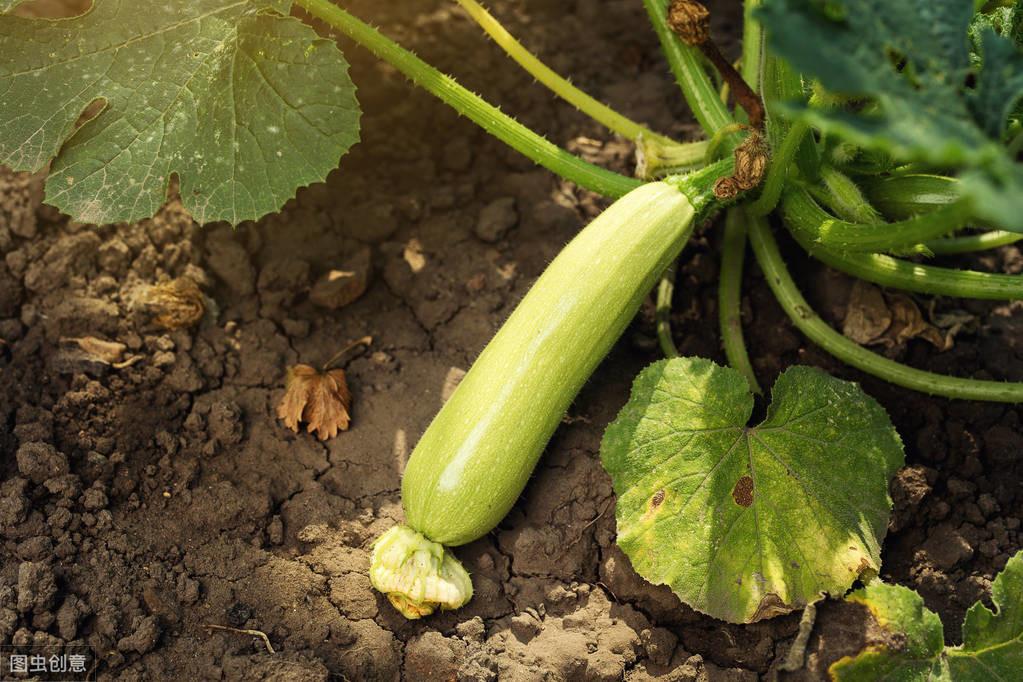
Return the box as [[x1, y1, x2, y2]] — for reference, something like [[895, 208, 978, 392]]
[[402, 181, 697, 546]]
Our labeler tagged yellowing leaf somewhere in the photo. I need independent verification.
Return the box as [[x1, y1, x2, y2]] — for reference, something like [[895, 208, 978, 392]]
[[277, 364, 352, 441], [0, 0, 360, 224], [601, 358, 904, 623]]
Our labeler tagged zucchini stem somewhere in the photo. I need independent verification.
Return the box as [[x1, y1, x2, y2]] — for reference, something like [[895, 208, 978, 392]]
[[791, 233, 1023, 301], [720, 209, 762, 393], [782, 188, 974, 253], [656, 261, 680, 358], [642, 0, 735, 136], [295, 0, 641, 198], [454, 0, 679, 148], [926, 231, 1023, 255], [748, 216, 1023, 402]]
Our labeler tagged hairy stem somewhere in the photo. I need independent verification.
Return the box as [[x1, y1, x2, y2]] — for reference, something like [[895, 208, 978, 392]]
[[927, 231, 1023, 254], [748, 217, 1023, 402], [782, 188, 974, 253], [746, 120, 809, 216], [720, 209, 762, 393], [454, 0, 679, 147], [642, 0, 735, 136], [656, 261, 680, 358], [296, 0, 641, 198], [790, 231, 1023, 301]]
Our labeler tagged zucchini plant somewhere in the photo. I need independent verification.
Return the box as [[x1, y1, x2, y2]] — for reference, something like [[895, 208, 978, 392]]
[[1, 0, 1020, 655]]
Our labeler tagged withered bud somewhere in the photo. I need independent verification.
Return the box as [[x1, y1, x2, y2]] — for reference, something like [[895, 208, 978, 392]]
[[733, 131, 769, 191], [143, 277, 206, 329], [668, 0, 711, 46], [713, 176, 741, 201]]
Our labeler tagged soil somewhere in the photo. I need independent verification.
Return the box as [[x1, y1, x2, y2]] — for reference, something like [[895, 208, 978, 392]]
[[1, 0, 1020, 680]]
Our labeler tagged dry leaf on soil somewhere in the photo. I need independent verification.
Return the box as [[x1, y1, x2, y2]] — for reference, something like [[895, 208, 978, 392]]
[[277, 365, 352, 441], [842, 281, 950, 350], [142, 278, 206, 330]]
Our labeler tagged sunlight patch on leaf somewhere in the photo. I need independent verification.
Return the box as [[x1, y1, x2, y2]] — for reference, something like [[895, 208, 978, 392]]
[[600, 358, 903, 624], [0, 0, 360, 224]]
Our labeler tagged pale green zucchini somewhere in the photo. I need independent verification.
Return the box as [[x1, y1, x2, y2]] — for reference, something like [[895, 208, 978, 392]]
[[370, 163, 731, 618]]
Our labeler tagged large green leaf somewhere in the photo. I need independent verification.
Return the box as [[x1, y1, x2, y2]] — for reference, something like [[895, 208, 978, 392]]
[[832, 551, 1023, 680], [757, 0, 1023, 232], [600, 359, 903, 624], [0, 0, 360, 224]]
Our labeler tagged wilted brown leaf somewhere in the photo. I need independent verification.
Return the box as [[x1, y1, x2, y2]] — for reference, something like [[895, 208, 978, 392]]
[[842, 282, 950, 350], [842, 281, 892, 344], [277, 365, 352, 441], [887, 294, 948, 350]]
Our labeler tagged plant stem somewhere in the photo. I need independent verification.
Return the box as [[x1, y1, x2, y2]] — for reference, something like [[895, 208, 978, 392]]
[[927, 231, 1023, 254], [454, 0, 678, 147], [746, 120, 809, 216], [860, 174, 959, 219], [748, 216, 1023, 402], [642, 0, 735, 136], [656, 261, 680, 358], [741, 0, 764, 91], [782, 188, 974, 252], [720, 209, 762, 393], [295, 0, 641, 198], [791, 232, 1023, 301]]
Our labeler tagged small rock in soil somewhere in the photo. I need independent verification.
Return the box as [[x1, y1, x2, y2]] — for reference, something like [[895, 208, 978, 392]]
[[920, 523, 974, 570], [309, 246, 372, 310], [475, 198, 519, 243]]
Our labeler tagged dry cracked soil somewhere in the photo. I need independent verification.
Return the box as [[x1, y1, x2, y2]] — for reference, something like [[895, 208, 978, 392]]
[[0, 0, 1021, 680]]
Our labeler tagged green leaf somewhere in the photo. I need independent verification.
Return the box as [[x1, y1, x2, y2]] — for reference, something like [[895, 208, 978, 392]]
[[950, 550, 1023, 676], [0, 0, 360, 224], [831, 551, 1023, 681], [757, 0, 1023, 232], [600, 358, 903, 624], [832, 584, 948, 681]]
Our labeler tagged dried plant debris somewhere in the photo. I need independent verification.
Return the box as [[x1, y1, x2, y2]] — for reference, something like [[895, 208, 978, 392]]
[[843, 281, 953, 351], [141, 278, 206, 330], [277, 365, 353, 441]]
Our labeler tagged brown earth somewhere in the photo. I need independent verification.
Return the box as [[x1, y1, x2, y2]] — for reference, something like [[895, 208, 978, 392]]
[[0, 0, 1020, 680]]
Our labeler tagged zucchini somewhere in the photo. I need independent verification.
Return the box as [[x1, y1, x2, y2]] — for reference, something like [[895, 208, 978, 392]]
[[370, 162, 732, 618]]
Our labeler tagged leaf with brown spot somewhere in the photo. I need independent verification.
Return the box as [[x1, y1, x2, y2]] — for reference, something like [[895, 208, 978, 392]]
[[277, 364, 353, 441], [601, 358, 904, 624]]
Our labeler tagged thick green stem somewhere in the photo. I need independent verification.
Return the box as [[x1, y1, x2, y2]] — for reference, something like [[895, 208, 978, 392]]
[[747, 120, 809, 216], [720, 209, 762, 393], [782, 188, 974, 253], [656, 261, 680, 358], [455, 0, 679, 147], [749, 217, 1023, 402], [741, 0, 764, 90], [295, 0, 641, 198], [927, 231, 1023, 255], [860, 174, 959, 219], [790, 231, 1023, 301], [642, 0, 735, 136]]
